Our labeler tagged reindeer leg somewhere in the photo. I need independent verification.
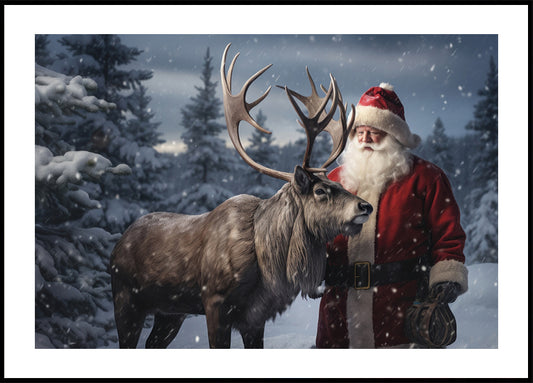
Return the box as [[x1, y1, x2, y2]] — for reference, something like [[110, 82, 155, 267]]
[[240, 323, 265, 349], [145, 313, 186, 349], [203, 295, 232, 348], [112, 282, 145, 349]]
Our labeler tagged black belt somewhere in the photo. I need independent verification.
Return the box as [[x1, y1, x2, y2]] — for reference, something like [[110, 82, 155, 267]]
[[325, 256, 429, 290]]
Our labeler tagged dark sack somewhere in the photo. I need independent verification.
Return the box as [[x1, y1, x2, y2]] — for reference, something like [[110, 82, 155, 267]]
[[404, 299, 457, 348]]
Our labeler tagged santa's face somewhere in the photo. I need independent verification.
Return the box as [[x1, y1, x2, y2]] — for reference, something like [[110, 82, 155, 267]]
[[355, 126, 387, 150], [339, 132, 412, 196]]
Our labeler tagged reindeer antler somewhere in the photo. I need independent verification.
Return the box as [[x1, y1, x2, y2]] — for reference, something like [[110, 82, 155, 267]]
[[322, 99, 355, 169], [221, 44, 293, 182], [281, 68, 355, 171], [221, 43, 353, 182]]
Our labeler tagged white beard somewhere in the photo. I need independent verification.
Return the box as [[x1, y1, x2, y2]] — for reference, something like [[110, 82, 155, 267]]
[[339, 134, 412, 197]]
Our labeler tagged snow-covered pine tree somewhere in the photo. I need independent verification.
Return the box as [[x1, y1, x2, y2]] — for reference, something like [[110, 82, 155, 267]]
[[175, 47, 238, 214], [277, 141, 299, 173], [314, 132, 335, 172], [427, 117, 455, 182], [35, 67, 131, 348], [53, 34, 169, 233], [35, 35, 54, 67], [463, 179, 498, 264], [465, 56, 498, 186], [411, 135, 431, 161], [291, 128, 334, 171], [122, 83, 172, 203], [244, 110, 282, 198], [125, 84, 164, 147], [463, 56, 498, 264], [445, 134, 478, 222], [35, 64, 100, 156], [56, 35, 150, 105]]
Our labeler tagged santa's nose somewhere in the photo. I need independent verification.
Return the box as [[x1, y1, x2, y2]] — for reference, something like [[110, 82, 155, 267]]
[[361, 132, 372, 142]]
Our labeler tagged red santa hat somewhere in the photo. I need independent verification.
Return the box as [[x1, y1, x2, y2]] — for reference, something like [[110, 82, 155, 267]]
[[354, 83, 421, 149]]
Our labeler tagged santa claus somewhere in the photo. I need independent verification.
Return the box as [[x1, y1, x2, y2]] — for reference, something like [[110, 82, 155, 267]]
[[315, 83, 468, 348]]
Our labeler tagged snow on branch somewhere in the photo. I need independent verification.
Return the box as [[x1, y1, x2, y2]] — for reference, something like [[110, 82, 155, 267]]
[[35, 64, 116, 114], [36, 145, 131, 186]]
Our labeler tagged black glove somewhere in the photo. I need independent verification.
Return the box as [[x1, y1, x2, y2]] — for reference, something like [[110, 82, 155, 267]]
[[428, 282, 461, 304]]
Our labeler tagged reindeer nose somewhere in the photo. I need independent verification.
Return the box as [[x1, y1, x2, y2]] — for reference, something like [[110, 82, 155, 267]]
[[358, 202, 373, 215]]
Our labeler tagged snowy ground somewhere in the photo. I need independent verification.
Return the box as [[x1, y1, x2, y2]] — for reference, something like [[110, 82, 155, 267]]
[[106, 262, 497, 349]]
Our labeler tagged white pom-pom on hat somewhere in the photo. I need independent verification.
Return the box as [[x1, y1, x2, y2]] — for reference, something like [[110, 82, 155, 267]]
[[379, 82, 394, 91]]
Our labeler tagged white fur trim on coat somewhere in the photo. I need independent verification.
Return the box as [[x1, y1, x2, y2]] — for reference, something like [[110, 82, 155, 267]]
[[346, 191, 381, 348], [429, 259, 469, 294], [346, 289, 375, 348]]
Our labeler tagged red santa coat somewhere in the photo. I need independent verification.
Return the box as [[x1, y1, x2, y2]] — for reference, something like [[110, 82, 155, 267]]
[[316, 155, 467, 348]]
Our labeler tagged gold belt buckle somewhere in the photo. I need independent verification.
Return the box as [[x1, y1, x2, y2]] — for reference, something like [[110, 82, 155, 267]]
[[354, 261, 371, 290]]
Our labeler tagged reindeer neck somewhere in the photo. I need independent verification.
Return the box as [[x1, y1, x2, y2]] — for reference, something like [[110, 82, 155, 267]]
[[253, 184, 323, 296], [253, 184, 298, 282]]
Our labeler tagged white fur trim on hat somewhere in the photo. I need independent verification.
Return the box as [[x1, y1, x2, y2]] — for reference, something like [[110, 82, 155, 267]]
[[354, 104, 421, 149], [429, 259, 469, 294]]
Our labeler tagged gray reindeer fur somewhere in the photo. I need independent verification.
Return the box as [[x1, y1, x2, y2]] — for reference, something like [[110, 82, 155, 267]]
[[110, 167, 371, 348]]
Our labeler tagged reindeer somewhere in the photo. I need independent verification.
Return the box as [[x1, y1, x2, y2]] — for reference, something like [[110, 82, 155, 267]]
[[110, 44, 373, 348]]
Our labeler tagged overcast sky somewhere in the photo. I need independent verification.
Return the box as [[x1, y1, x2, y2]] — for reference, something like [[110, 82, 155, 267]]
[[47, 33, 497, 153], [114, 34, 497, 152]]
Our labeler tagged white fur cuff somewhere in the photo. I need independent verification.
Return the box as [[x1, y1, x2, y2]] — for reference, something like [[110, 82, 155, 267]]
[[429, 259, 468, 294]]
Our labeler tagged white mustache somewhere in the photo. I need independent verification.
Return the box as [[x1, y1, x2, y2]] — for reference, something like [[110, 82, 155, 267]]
[[357, 141, 386, 151]]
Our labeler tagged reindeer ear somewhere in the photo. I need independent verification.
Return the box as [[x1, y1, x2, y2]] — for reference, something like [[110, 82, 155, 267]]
[[293, 165, 314, 194]]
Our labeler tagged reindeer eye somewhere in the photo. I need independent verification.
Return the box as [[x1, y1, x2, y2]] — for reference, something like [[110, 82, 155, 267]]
[[314, 188, 326, 196]]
